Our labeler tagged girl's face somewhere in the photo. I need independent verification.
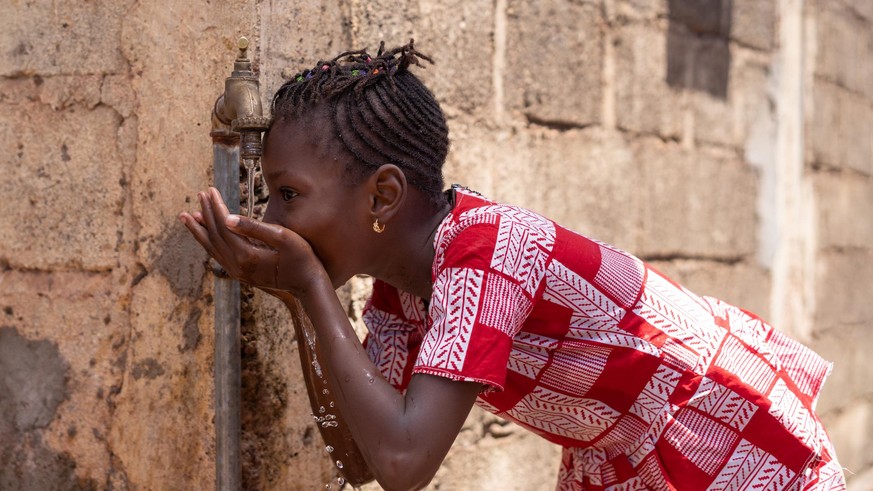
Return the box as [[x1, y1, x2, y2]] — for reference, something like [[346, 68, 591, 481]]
[[261, 118, 372, 288]]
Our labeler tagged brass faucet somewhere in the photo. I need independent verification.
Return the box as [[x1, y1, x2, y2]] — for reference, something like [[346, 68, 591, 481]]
[[212, 37, 270, 217], [212, 36, 270, 138]]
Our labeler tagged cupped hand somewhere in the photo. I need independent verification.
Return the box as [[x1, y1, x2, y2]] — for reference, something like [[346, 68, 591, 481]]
[[179, 187, 327, 297]]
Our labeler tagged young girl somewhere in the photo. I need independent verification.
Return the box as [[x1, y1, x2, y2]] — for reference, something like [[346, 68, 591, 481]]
[[180, 41, 846, 490]]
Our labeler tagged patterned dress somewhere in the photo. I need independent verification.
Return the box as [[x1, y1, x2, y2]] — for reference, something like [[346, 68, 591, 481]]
[[362, 186, 846, 490]]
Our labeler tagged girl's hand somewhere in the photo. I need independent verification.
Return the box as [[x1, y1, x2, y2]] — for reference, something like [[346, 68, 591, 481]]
[[179, 187, 327, 296]]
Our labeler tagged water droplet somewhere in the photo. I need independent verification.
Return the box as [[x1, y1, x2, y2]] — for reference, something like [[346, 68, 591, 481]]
[[319, 406, 326, 414], [321, 421, 338, 428], [367, 377, 374, 384], [322, 388, 329, 395], [336, 460, 344, 469], [337, 477, 346, 486], [329, 401, 335, 408], [325, 445, 334, 453]]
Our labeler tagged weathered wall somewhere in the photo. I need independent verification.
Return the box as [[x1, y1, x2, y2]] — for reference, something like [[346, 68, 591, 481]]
[[0, 0, 870, 490]]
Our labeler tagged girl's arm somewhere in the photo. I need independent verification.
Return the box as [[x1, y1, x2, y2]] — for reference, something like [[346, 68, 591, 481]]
[[292, 276, 481, 491], [180, 188, 481, 491]]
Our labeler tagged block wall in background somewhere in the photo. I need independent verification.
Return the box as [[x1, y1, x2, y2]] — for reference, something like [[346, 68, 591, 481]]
[[0, 0, 870, 489]]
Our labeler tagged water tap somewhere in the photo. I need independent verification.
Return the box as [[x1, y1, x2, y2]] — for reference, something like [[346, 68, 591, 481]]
[[212, 37, 270, 217]]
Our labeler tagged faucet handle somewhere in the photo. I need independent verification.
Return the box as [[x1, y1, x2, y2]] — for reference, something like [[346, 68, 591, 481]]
[[237, 37, 250, 61]]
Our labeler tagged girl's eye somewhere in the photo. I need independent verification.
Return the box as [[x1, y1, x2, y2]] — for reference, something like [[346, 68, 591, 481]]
[[279, 187, 297, 201]]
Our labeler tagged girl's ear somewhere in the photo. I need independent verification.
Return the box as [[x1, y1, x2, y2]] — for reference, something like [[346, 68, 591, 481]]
[[367, 164, 406, 223]]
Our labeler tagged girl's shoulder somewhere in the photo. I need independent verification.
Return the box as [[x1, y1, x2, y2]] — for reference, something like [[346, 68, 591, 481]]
[[443, 185, 554, 232]]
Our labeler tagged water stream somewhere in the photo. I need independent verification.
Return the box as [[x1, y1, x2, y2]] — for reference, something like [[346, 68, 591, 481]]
[[242, 157, 257, 218]]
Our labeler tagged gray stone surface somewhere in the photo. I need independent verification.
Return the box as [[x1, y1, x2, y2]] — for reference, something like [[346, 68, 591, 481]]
[[0, 80, 124, 271], [614, 23, 684, 139], [0, 270, 124, 486], [609, 0, 668, 21], [1, 0, 872, 488], [814, 173, 873, 250], [812, 323, 873, 416], [667, 0, 731, 36], [634, 138, 758, 259], [818, 398, 873, 478], [814, 251, 873, 328], [505, 0, 603, 126], [808, 79, 873, 175], [0, 1, 133, 77], [842, 0, 873, 21], [694, 57, 772, 149], [814, 3, 873, 99], [258, 0, 350, 111], [0, 327, 69, 434], [731, 0, 776, 50]]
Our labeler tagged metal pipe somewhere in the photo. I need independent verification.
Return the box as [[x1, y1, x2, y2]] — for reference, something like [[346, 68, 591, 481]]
[[210, 36, 269, 491], [212, 142, 241, 491]]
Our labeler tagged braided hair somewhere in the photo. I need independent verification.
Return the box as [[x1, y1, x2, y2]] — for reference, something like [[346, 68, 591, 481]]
[[271, 40, 449, 205]]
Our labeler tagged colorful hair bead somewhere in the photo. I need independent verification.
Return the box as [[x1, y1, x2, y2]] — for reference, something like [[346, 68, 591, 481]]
[[372, 68, 380, 74], [321, 64, 330, 71], [351, 69, 360, 76], [296, 75, 303, 82]]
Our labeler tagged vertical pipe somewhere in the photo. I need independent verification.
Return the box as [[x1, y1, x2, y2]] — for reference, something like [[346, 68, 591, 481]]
[[213, 141, 241, 490]]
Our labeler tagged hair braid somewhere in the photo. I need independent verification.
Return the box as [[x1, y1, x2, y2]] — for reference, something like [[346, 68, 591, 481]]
[[271, 39, 448, 204]]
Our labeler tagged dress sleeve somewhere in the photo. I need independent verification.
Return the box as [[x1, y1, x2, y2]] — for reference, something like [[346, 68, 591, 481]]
[[414, 207, 556, 392], [362, 279, 425, 392]]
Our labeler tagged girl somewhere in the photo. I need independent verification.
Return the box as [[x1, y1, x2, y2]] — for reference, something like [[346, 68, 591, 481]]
[[180, 41, 846, 490]]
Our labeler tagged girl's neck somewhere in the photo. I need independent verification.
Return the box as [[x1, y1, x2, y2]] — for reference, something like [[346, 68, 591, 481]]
[[369, 192, 452, 300]]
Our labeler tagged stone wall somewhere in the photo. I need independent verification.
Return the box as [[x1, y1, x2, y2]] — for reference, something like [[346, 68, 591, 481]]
[[0, 0, 870, 489]]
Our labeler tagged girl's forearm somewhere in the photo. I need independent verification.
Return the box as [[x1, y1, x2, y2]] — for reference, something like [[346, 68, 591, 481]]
[[288, 277, 437, 490]]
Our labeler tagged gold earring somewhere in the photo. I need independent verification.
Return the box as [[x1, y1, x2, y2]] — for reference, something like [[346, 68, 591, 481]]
[[372, 218, 385, 233]]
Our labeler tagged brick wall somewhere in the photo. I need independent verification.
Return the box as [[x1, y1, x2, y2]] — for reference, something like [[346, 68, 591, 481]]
[[0, 0, 870, 489]]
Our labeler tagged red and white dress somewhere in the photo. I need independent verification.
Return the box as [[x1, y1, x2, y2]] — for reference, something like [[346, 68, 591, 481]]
[[362, 186, 846, 490]]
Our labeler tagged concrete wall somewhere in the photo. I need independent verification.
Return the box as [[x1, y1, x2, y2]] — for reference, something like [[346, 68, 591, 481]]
[[0, 0, 870, 489]]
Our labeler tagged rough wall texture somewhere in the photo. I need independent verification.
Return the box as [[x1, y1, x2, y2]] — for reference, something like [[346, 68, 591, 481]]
[[0, 0, 870, 490]]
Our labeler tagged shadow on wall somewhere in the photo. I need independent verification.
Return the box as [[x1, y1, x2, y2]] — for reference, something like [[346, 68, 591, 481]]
[[0, 326, 99, 490], [667, 0, 733, 99]]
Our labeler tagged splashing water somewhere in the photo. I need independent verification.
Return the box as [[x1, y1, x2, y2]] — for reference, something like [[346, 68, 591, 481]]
[[311, 358, 324, 378], [299, 320, 324, 378]]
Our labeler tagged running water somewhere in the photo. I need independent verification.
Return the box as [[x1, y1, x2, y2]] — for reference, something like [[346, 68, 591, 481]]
[[242, 158, 257, 218]]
